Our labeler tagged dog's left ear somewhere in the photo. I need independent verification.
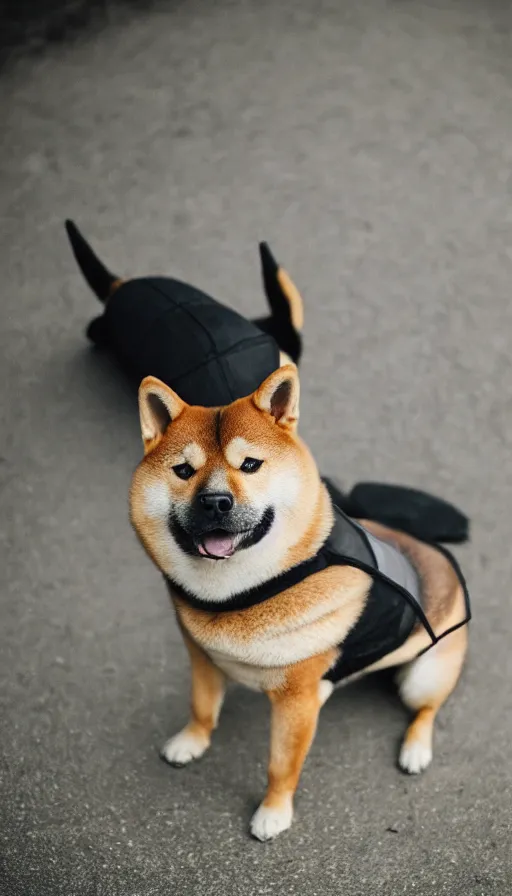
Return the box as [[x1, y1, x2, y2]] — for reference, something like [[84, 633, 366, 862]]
[[138, 376, 187, 454], [253, 364, 300, 431]]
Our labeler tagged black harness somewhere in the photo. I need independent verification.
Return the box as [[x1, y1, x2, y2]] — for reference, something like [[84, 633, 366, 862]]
[[65, 221, 297, 408], [104, 277, 280, 407], [166, 506, 471, 682]]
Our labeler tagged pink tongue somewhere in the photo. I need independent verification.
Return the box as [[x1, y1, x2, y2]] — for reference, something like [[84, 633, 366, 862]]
[[199, 533, 235, 558]]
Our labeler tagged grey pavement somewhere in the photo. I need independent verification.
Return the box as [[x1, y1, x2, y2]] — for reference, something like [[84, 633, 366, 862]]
[[1, 1, 512, 893]]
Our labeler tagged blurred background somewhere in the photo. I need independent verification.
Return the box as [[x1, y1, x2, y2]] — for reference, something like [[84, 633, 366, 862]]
[[1, 1, 511, 894]]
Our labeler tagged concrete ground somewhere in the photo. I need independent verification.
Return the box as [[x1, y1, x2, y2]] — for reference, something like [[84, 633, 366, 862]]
[[1, 1, 512, 893]]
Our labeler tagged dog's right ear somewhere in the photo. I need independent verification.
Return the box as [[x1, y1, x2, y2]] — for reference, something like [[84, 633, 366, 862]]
[[138, 376, 186, 454], [253, 364, 300, 432]]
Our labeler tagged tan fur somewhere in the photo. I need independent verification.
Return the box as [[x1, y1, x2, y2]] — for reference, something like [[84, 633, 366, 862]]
[[181, 627, 226, 740], [160, 626, 227, 767], [130, 365, 469, 839], [279, 350, 293, 367], [262, 649, 338, 811], [277, 267, 304, 331], [108, 278, 125, 297]]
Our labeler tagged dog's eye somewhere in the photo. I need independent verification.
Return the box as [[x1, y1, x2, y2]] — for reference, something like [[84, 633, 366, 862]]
[[240, 457, 263, 474], [173, 462, 195, 481]]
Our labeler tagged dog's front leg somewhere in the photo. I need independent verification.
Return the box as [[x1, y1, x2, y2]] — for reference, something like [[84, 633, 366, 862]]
[[161, 632, 226, 767], [250, 680, 322, 841]]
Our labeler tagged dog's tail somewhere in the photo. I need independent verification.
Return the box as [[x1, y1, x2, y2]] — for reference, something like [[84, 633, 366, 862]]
[[252, 242, 303, 363], [65, 220, 120, 303], [322, 477, 469, 544]]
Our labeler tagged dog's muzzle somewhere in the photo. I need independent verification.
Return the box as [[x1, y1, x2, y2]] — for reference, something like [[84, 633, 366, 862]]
[[169, 499, 275, 561]]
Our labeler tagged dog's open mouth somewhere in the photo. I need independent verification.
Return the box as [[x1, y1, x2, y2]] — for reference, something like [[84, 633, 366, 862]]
[[197, 530, 236, 559], [170, 507, 275, 561]]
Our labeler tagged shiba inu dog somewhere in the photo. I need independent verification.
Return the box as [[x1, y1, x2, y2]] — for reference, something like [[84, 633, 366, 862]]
[[129, 364, 470, 841]]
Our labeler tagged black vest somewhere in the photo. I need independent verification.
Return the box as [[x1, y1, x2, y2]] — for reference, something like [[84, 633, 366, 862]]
[[104, 277, 280, 407], [166, 506, 470, 682]]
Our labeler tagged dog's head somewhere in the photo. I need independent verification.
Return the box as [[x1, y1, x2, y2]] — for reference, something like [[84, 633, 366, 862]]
[[130, 365, 330, 602]]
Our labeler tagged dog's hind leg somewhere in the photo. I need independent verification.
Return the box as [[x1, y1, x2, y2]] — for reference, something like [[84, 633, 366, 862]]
[[161, 633, 226, 767], [396, 624, 468, 774]]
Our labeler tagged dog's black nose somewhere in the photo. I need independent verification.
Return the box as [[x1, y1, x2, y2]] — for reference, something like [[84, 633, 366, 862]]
[[198, 492, 234, 516]]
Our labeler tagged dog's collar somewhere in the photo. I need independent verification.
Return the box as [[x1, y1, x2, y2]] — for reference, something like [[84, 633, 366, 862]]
[[164, 547, 331, 613], [164, 507, 361, 614]]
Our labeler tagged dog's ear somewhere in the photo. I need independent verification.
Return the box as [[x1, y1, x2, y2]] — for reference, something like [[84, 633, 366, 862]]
[[253, 364, 300, 431], [138, 376, 186, 454]]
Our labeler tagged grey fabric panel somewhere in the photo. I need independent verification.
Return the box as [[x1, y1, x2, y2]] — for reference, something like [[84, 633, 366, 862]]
[[365, 530, 422, 605], [327, 509, 422, 607], [326, 514, 375, 566]]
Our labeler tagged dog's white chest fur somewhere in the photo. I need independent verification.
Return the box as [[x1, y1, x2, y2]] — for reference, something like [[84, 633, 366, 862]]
[[206, 648, 285, 691]]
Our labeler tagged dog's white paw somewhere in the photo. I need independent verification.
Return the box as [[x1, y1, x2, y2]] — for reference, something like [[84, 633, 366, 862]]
[[160, 728, 209, 767], [399, 739, 433, 775], [250, 801, 293, 841]]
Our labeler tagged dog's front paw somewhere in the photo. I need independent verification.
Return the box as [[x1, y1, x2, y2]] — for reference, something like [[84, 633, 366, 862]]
[[160, 727, 210, 767], [399, 739, 432, 775], [250, 800, 293, 842]]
